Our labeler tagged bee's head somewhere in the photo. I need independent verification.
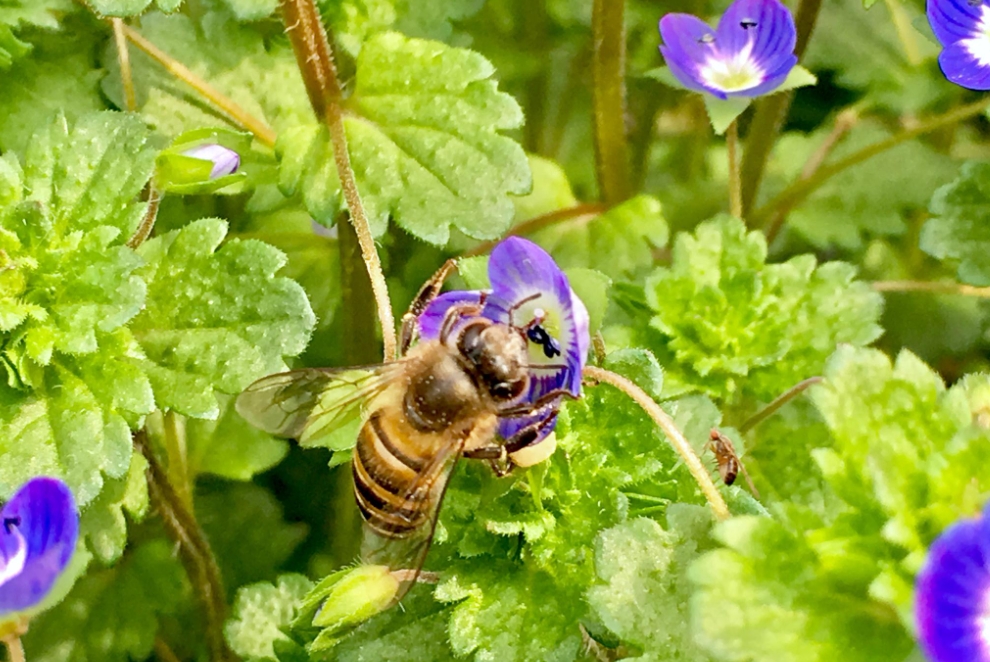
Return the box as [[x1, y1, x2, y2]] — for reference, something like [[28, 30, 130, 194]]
[[456, 318, 529, 402]]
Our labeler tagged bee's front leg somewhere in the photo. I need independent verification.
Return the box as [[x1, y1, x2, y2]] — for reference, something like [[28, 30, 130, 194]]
[[463, 444, 515, 477]]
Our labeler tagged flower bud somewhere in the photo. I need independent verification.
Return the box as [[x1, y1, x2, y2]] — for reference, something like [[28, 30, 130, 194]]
[[181, 144, 240, 179]]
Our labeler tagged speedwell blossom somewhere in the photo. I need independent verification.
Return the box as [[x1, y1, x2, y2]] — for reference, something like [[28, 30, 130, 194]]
[[915, 501, 990, 662], [418, 237, 590, 452], [659, 0, 798, 99], [928, 0, 990, 90], [0, 477, 78, 617], [181, 144, 241, 179]]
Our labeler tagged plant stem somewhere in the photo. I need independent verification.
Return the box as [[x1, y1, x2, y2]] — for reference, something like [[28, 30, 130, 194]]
[[583, 366, 730, 521], [764, 108, 859, 243], [751, 96, 990, 226], [738, 0, 823, 215], [591, 0, 632, 204], [112, 18, 136, 112], [279, 0, 397, 360], [154, 637, 182, 662], [134, 430, 232, 662], [4, 637, 24, 662], [872, 280, 990, 297], [126, 187, 162, 249], [119, 23, 277, 147], [162, 410, 192, 509], [739, 376, 822, 435], [884, 0, 921, 65], [462, 203, 606, 257], [727, 120, 742, 219]]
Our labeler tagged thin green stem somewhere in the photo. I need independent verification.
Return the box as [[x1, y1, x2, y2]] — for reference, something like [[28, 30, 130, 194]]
[[119, 23, 276, 147], [591, 0, 632, 204], [752, 95, 990, 226], [872, 280, 990, 297], [4, 637, 24, 662], [727, 120, 742, 219], [135, 430, 232, 662], [112, 18, 136, 112], [279, 0, 397, 360], [583, 366, 730, 520], [462, 203, 606, 258], [739, 376, 822, 435], [884, 0, 921, 65], [738, 0, 823, 215], [162, 410, 192, 509]]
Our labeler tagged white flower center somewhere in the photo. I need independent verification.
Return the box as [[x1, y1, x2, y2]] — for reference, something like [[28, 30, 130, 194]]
[[0, 521, 27, 588], [699, 42, 765, 93], [961, 6, 990, 67]]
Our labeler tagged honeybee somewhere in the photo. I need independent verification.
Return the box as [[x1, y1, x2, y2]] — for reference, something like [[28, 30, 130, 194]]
[[708, 428, 759, 498], [236, 261, 572, 599]]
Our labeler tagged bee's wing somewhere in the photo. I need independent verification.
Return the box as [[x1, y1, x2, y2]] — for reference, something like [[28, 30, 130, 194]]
[[359, 436, 468, 603], [235, 365, 395, 445]]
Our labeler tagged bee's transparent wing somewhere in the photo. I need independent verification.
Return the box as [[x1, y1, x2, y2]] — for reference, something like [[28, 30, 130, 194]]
[[359, 437, 467, 603], [236, 365, 395, 446]]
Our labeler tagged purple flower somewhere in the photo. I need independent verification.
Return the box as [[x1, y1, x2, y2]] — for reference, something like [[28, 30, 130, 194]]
[[659, 0, 798, 100], [181, 144, 241, 179], [0, 477, 78, 617], [928, 0, 990, 90], [915, 502, 990, 662], [418, 237, 590, 450]]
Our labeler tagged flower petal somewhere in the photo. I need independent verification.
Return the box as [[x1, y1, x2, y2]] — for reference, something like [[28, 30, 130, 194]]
[[417, 290, 485, 341], [939, 38, 990, 90], [928, 0, 990, 47], [182, 144, 241, 179], [730, 54, 797, 97], [0, 477, 78, 615], [716, 0, 796, 69], [659, 14, 724, 96], [498, 404, 559, 446]]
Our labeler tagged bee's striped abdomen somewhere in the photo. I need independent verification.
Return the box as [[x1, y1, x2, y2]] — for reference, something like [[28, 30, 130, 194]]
[[352, 411, 434, 538]]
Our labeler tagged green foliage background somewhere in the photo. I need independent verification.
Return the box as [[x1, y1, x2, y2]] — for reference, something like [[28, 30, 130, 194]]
[[0, 0, 986, 660]]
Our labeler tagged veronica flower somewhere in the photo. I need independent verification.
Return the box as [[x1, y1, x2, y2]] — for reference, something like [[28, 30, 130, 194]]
[[658, 0, 798, 100], [417, 237, 590, 454], [927, 0, 990, 90], [181, 144, 241, 180], [0, 477, 78, 618], [915, 501, 990, 662]]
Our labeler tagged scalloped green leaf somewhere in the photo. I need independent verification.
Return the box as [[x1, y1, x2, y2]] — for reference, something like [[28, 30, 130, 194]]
[[130, 218, 315, 418], [921, 161, 990, 286], [225, 574, 314, 662]]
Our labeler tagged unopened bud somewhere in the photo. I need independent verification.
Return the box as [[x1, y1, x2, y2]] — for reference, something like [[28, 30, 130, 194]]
[[311, 565, 400, 630], [181, 144, 240, 179]]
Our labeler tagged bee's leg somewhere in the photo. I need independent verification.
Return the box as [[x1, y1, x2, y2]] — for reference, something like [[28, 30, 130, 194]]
[[463, 444, 514, 476], [495, 387, 576, 418], [400, 259, 458, 355]]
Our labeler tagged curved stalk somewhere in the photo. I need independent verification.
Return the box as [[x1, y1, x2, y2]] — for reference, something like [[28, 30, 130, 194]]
[[739, 376, 823, 435], [591, 0, 632, 204], [134, 431, 232, 662], [279, 0, 397, 360], [752, 96, 990, 226], [727, 120, 742, 218], [583, 366, 730, 521], [126, 187, 162, 249], [872, 280, 990, 297], [462, 203, 606, 257], [4, 637, 24, 662], [112, 19, 136, 112], [119, 24, 276, 147]]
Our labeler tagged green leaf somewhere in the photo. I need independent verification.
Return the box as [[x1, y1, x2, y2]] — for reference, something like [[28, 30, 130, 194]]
[[703, 96, 751, 136], [534, 195, 668, 279], [772, 65, 817, 94], [588, 508, 716, 662], [78, 452, 149, 564], [921, 161, 990, 285], [0, 25, 30, 69], [130, 218, 315, 418], [183, 395, 289, 480], [690, 511, 914, 662], [23, 112, 159, 239], [222, 0, 278, 21], [196, 482, 308, 593], [24, 541, 187, 662], [225, 574, 313, 662], [278, 31, 531, 245], [563, 268, 610, 336], [642, 66, 688, 91], [643, 215, 883, 401], [512, 154, 578, 222], [88, 0, 186, 17]]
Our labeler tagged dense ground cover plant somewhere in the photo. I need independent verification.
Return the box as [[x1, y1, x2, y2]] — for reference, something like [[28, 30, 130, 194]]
[[1, 0, 990, 659]]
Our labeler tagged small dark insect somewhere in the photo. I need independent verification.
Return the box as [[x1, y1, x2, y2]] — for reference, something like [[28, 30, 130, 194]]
[[526, 322, 562, 359], [740, 19, 758, 29], [708, 429, 759, 498], [3, 516, 20, 534]]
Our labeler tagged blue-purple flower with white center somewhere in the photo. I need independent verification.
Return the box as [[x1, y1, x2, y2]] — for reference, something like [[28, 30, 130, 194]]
[[659, 0, 797, 100], [915, 501, 990, 662], [417, 237, 590, 452], [928, 0, 990, 90], [181, 144, 241, 180], [0, 477, 78, 617]]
